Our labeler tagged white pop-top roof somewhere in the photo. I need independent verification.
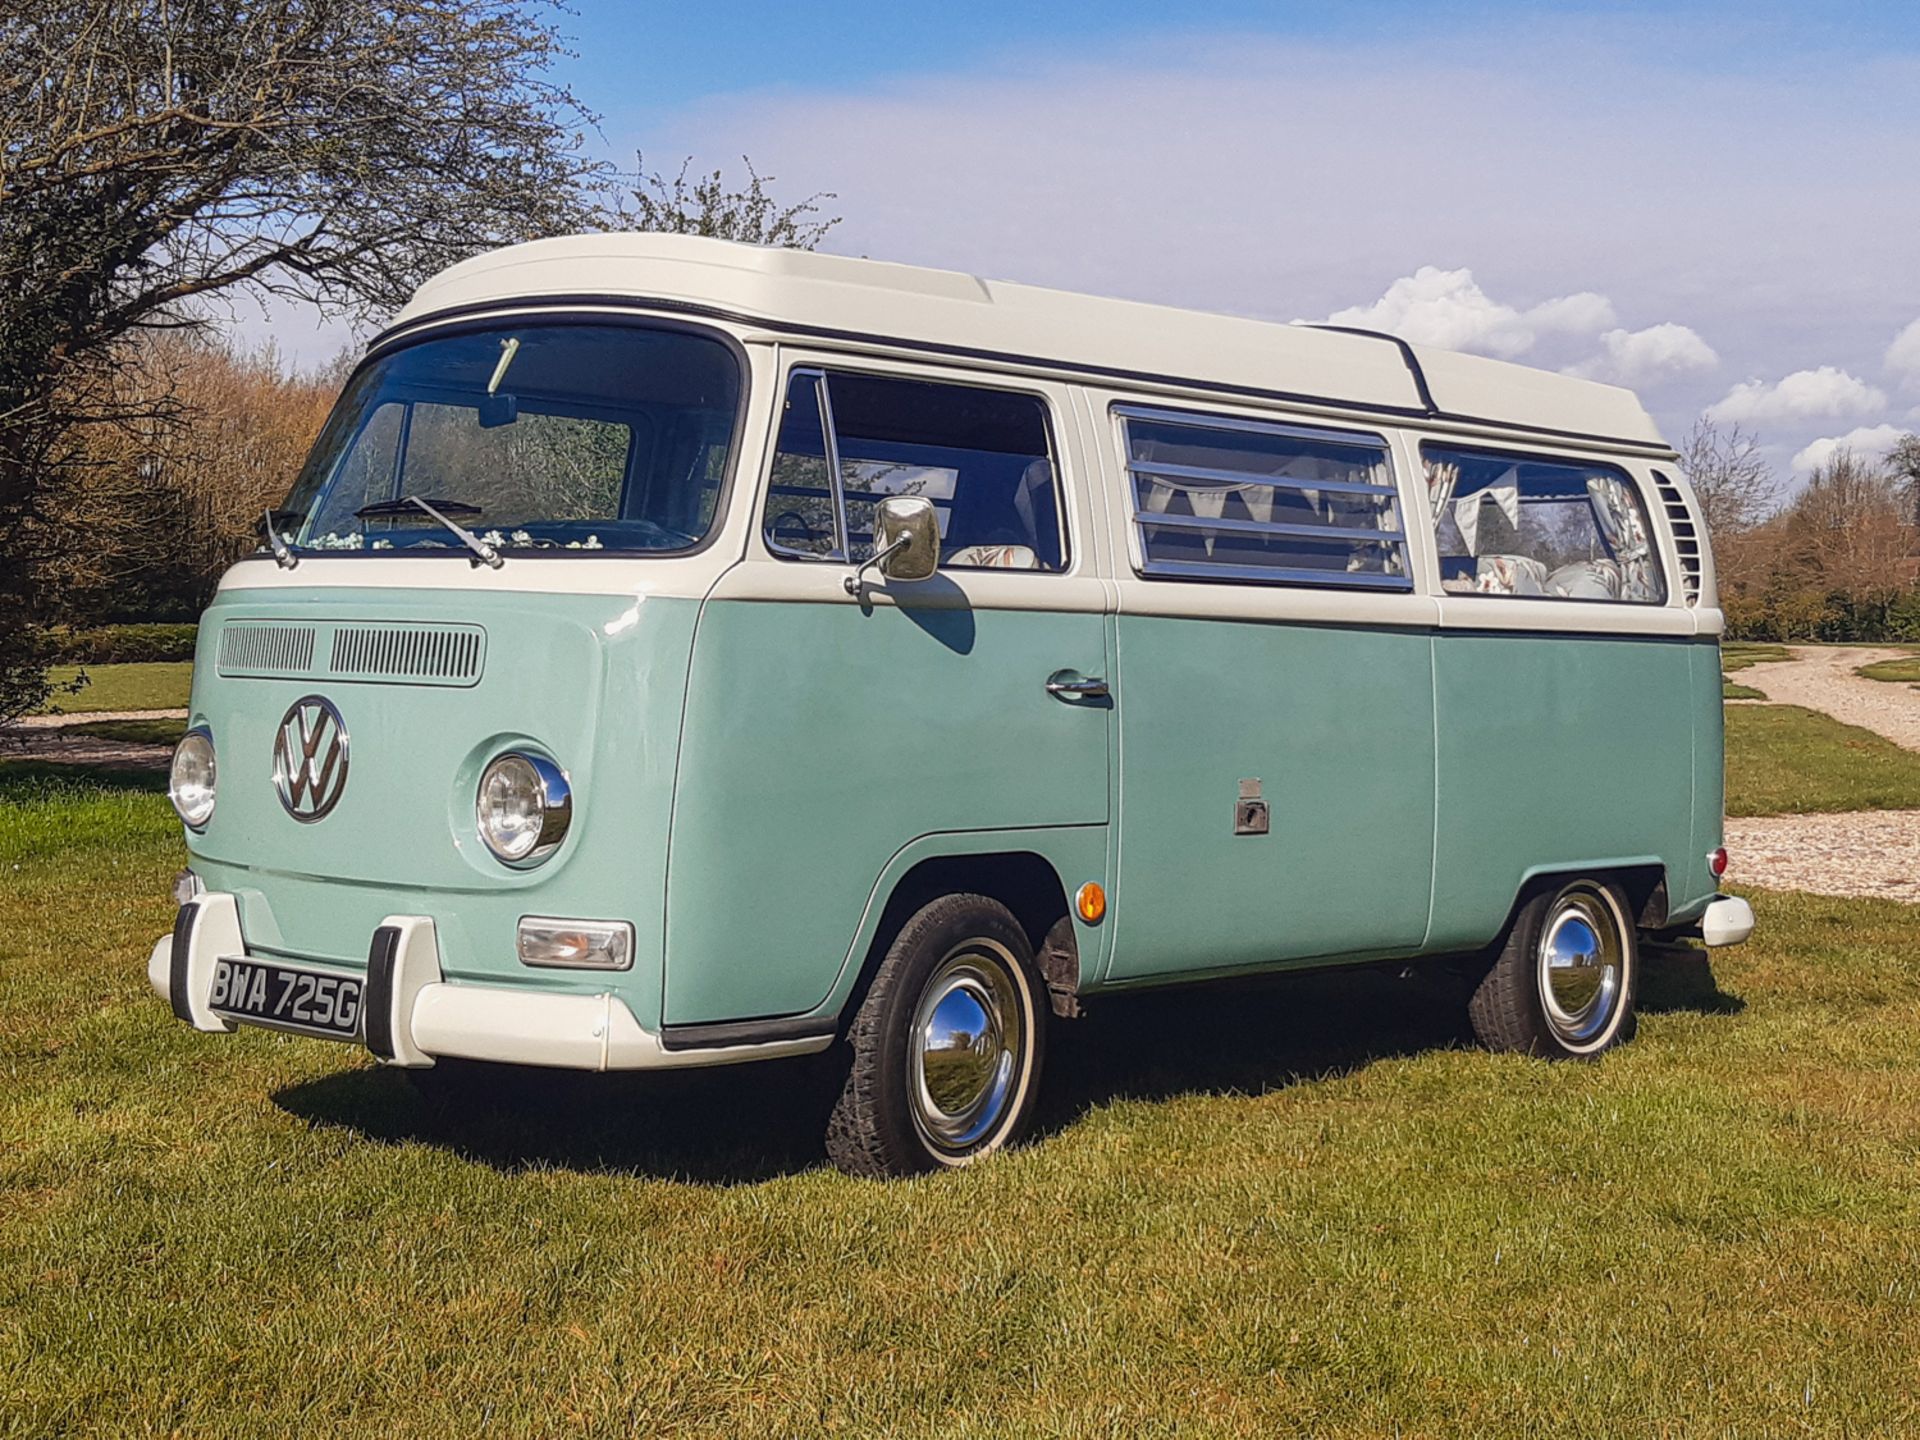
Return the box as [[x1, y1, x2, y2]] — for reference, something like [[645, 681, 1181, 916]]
[[391, 234, 1669, 451]]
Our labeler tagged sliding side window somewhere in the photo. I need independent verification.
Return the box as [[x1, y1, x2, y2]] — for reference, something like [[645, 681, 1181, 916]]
[[1119, 406, 1409, 589], [1423, 443, 1665, 604], [762, 370, 1066, 571]]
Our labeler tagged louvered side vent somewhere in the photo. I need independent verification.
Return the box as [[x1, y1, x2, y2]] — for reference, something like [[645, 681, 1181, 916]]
[[217, 623, 318, 677], [1652, 472, 1702, 607], [328, 624, 485, 687]]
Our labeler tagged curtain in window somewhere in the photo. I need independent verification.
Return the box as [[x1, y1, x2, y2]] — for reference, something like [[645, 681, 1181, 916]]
[[1586, 475, 1659, 601]]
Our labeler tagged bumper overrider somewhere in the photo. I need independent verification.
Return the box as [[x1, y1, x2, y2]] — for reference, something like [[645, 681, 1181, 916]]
[[1697, 895, 1755, 948], [149, 892, 832, 1071]]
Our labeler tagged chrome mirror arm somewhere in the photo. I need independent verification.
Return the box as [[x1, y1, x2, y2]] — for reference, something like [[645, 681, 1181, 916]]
[[843, 534, 911, 596]]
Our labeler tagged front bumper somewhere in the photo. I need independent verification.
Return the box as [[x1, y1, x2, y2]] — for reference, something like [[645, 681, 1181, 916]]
[[149, 893, 831, 1071]]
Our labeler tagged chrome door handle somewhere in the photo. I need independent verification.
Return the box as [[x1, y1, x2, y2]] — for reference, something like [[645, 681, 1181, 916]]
[[1045, 671, 1109, 700]]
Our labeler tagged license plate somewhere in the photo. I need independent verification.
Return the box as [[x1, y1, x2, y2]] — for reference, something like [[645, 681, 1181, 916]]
[[210, 958, 363, 1040]]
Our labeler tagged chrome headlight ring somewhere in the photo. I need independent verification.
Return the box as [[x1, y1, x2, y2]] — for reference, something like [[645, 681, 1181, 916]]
[[168, 727, 217, 830], [476, 751, 572, 868]]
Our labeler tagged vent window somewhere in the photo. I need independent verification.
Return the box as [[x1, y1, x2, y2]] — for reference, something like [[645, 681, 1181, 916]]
[[1651, 470, 1702, 606], [1117, 406, 1410, 590]]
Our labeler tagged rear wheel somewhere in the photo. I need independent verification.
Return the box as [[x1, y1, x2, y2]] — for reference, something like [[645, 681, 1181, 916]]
[[1469, 877, 1638, 1058], [826, 893, 1046, 1177]]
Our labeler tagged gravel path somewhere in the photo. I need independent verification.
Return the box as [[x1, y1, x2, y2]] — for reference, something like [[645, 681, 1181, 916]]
[[1726, 646, 1920, 902], [9, 707, 189, 730], [2, 708, 183, 771], [1726, 810, 1920, 903], [1737, 646, 1920, 750]]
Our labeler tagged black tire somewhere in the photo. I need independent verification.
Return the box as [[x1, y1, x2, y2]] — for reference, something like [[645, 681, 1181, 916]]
[[826, 893, 1047, 1177], [1468, 877, 1639, 1059]]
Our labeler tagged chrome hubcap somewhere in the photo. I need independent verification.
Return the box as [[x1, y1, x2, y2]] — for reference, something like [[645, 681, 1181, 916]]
[[1538, 888, 1624, 1047], [910, 945, 1025, 1156]]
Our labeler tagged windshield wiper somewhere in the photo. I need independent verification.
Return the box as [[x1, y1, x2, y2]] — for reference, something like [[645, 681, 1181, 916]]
[[354, 496, 483, 519], [259, 509, 299, 570], [367, 494, 504, 569]]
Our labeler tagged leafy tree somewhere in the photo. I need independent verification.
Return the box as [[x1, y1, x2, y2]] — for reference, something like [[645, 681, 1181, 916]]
[[0, 0, 610, 723]]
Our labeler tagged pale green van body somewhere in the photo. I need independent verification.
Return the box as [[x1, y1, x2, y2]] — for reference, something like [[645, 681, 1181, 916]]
[[155, 235, 1734, 1068]]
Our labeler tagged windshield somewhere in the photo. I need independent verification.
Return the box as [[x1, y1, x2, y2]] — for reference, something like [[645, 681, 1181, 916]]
[[277, 322, 741, 555]]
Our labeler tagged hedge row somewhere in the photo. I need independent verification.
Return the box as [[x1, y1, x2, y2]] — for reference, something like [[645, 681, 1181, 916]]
[[49, 623, 200, 665]]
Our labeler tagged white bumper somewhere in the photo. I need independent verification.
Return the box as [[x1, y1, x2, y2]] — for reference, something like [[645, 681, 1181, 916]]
[[148, 893, 830, 1072], [1699, 895, 1755, 948]]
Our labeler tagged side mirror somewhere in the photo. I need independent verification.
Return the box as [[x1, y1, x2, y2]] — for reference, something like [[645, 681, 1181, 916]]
[[846, 495, 939, 594]]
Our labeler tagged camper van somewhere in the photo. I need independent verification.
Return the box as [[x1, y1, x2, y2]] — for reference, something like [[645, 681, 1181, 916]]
[[151, 235, 1753, 1176]]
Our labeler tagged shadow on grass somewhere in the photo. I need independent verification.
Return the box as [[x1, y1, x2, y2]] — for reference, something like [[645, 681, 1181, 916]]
[[273, 949, 1743, 1185], [0, 757, 170, 797], [1639, 943, 1746, 1016]]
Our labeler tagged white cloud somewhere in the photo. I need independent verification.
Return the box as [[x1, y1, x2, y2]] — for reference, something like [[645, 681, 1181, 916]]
[[1565, 323, 1719, 386], [1704, 367, 1887, 426], [1889, 318, 1920, 392], [1790, 424, 1907, 475], [1319, 265, 1613, 360]]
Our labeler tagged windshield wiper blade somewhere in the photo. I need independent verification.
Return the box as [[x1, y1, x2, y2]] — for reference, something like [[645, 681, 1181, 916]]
[[354, 496, 483, 519], [382, 495, 504, 569]]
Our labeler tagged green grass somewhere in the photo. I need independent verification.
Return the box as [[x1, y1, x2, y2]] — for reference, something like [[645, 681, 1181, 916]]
[[1856, 656, 1920, 685], [1720, 642, 1791, 674], [34, 661, 193, 715], [1721, 642, 1790, 701], [8, 774, 1920, 1435], [1726, 703, 1920, 816]]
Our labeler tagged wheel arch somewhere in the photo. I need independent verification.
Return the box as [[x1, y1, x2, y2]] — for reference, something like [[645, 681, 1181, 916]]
[[1511, 859, 1669, 933], [825, 827, 1108, 1035]]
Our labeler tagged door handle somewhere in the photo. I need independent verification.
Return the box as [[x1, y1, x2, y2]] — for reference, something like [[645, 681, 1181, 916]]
[[1045, 671, 1109, 700]]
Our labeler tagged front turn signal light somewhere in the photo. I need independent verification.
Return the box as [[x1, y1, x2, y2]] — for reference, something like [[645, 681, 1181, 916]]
[[1076, 882, 1107, 924]]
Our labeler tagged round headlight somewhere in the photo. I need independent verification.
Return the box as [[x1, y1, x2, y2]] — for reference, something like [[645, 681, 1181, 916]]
[[169, 729, 217, 829], [477, 752, 571, 867]]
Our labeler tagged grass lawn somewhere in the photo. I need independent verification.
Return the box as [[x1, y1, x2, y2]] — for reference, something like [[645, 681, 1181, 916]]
[[1720, 641, 1791, 674], [35, 661, 193, 715], [1856, 655, 1920, 685], [7, 770, 1920, 1435], [1721, 642, 1790, 700], [1726, 703, 1920, 816]]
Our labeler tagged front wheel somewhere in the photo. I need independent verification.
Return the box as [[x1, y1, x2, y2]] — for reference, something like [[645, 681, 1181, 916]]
[[826, 894, 1047, 1177], [1469, 877, 1639, 1058]]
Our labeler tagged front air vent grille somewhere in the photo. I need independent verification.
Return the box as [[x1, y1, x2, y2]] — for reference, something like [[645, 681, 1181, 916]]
[[328, 624, 485, 687], [218, 623, 317, 676], [1652, 471, 1702, 607]]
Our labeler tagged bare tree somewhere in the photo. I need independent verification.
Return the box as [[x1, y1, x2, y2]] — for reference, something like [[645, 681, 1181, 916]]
[[1782, 448, 1910, 595], [0, 0, 612, 723], [626, 154, 840, 250], [1888, 431, 1920, 531], [1680, 418, 1776, 539]]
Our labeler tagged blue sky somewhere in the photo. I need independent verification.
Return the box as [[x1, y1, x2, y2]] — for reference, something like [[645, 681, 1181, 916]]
[[556, 0, 1920, 127], [259, 1, 1920, 481]]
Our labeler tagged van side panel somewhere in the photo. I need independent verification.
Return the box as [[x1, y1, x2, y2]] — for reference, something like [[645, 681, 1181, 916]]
[[664, 586, 1111, 1026], [1425, 631, 1695, 951], [1104, 615, 1437, 979]]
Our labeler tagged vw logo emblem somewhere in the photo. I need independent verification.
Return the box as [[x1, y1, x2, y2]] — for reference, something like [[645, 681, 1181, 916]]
[[272, 696, 349, 822]]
